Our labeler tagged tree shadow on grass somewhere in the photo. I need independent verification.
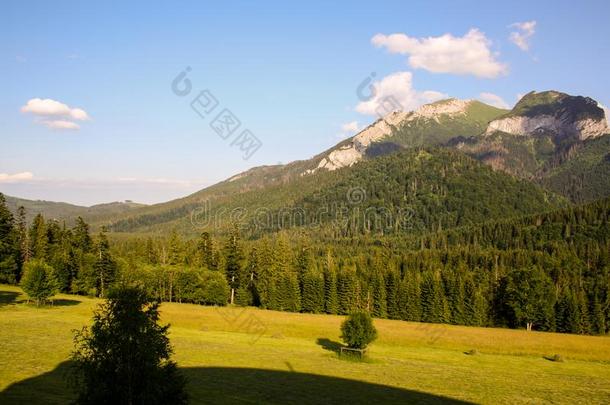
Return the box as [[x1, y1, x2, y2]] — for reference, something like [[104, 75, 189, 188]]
[[0, 291, 19, 306], [49, 298, 81, 307], [316, 337, 344, 354], [1, 361, 476, 405]]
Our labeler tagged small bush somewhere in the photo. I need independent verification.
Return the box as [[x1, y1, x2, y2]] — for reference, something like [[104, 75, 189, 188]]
[[20, 260, 59, 306], [544, 354, 564, 362], [340, 311, 377, 349]]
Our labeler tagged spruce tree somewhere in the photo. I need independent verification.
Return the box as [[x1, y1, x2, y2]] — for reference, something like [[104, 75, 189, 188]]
[[323, 252, 339, 314], [337, 264, 357, 315], [302, 266, 324, 313], [15, 205, 29, 280], [29, 213, 47, 260], [0, 193, 18, 283], [95, 228, 117, 297], [224, 225, 243, 305]]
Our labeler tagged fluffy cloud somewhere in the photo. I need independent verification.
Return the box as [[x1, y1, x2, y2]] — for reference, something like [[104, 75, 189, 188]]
[[355, 71, 447, 116], [509, 21, 537, 51], [371, 29, 507, 78], [479, 92, 510, 109], [21, 98, 90, 130], [0, 172, 34, 183]]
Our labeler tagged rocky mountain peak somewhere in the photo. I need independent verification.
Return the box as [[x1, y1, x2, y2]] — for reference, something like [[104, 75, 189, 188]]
[[486, 91, 608, 140]]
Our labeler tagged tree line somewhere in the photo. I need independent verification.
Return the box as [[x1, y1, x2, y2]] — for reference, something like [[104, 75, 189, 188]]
[[1, 193, 608, 335]]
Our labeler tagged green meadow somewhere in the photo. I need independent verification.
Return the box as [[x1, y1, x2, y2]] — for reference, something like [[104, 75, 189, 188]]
[[1, 284, 609, 404]]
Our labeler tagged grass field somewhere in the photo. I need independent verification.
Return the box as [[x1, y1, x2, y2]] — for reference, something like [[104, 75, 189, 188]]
[[1, 284, 610, 404]]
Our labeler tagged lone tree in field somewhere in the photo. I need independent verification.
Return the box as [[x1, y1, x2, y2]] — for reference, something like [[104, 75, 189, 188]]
[[503, 266, 555, 332], [71, 286, 187, 405], [340, 310, 378, 349], [20, 260, 59, 306]]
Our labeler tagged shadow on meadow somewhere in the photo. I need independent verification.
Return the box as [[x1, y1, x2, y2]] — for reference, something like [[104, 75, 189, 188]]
[[0, 361, 475, 404], [0, 291, 19, 306], [316, 337, 344, 353]]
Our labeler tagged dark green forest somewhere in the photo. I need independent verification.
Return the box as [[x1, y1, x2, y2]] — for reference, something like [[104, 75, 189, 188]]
[[1, 191, 608, 335]]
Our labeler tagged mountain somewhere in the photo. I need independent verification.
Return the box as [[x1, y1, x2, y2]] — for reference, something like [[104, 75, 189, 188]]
[[106, 148, 564, 236], [4, 195, 146, 225], [304, 99, 506, 174], [453, 91, 609, 201], [7, 90, 607, 234]]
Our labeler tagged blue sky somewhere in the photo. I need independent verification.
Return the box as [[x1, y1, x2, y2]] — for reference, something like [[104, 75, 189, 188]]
[[2, 0, 609, 205]]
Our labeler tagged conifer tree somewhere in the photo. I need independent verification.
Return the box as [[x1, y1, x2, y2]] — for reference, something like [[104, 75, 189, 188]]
[[403, 271, 422, 322], [15, 205, 29, 280], [73, 216, 92, 253], [95, 228, 117, 297], [0, 193, 18, 283], [337, 264, 358, 315], [29, 213, 47, 260], [224, 225, 243, 305], [323, 252, 339, 314], [371, 269, 387, 318], [302, 266, 325, 313]]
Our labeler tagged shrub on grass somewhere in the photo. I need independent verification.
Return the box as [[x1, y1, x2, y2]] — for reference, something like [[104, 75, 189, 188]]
[[20, 260, 59, 306], [340, 311, 377, 349]]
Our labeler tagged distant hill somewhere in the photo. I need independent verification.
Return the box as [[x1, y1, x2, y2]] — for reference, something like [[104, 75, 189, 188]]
[[4, 195, 146, 226]]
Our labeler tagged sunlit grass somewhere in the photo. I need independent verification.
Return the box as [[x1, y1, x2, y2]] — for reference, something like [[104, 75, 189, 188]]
[[1, 284, 609, 404]]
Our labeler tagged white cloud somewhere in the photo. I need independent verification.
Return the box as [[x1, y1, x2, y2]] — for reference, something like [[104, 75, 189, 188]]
[[371, 29, 507, 78], [478, 92, 510, 109], [355, 71, 447, 116], [42, 120, 81, 130], [20, 98, 90, 130], [509, 21, 537, 51], [0, 172, 34, 183]]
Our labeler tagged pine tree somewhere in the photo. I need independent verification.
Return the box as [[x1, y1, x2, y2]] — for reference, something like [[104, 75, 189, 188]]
[[385, 268, 401, 319], [224, 225, 243, 305], [95, 228, 117, 297], [323, 252, 338, 314], [591, 294, 606, 335], [29, 214, 47, 260], [72, 216, 92, 253], [302, 266, 324, 313], [421, 271, 444, 323], [168, 230, 183, 266], [197, 232, 217, 270], [254, 240, 275, 309], [556, 288, 580, 333], [15, 205, 29, 280], [276, 271, 301, 312], [337, 264, 357, 315], [0, 193, 18, 284], [145, 237, 158, 264], [403, 271, 422, 322], [371, 269, 387, 318]]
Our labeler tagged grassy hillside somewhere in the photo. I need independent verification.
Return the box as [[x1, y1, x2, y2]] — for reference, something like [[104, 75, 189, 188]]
[[388, 100, 506, 148], [1, 285, 609, 404]]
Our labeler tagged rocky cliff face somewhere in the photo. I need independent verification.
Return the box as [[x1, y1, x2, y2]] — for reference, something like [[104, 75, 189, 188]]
[[485, 91, 608, 140], [306, 99, 474, 174]]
